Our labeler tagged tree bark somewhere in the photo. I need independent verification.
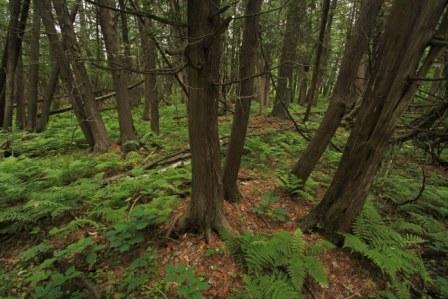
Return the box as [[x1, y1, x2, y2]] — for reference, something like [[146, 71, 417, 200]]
[[292, 0, 383, 184], [178, 0, 231, 237], [300, 0, 448, 234], [2, 0, 30, 129], [36, 65, 59, 132], [27, 0, 40, 131], [138, 0, 160, 134], [118, 0, 133, 71], [271, 0, 304, 118], [15, 56, 26, 129], [52, 0, 110, 152], [36, 3, 77, 133], [222, 0, 263, 202], [38, 0, 95, 147], [303, 0, 331, 122], [317, 0, 338, 97], [98, 0, 138, 151]]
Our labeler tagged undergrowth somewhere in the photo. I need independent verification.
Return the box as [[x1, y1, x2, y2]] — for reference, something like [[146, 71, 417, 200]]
[[226, 229, 335, 298], [0, 103, 446, 298]]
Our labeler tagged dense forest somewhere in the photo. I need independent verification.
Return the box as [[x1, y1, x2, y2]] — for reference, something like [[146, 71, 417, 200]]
[[0, 0, 447, 298]]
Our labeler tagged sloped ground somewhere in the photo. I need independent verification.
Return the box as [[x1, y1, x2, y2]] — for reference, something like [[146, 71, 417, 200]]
[[1, 103, 447, 298], [158, 170, 380, 298]]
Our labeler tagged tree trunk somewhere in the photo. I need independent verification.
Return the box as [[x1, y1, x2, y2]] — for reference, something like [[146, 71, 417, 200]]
[[98, 0, 138, 151], [38, 0, 95, 148], [36, 2, 77, 133], [316, 0, 337, 97], [292, 0, 383, 184], [300, 0, 448, 234], [118, 0, 133, 71], [138, 1, 159, 134], [222, 0, 263, 202], [271, 0, 304, 118], [2, 0, 30, 129], [36, 65, 59, 132], [303, 0, 331, 122], [52, 0, 110, 152], [15, 56, 26, 129], [257, 55, 270, 114], [27, 0, 40, 131], [343, 53, 370, 126], [0, 43, 7, 127], [178, 0, 231, 238]]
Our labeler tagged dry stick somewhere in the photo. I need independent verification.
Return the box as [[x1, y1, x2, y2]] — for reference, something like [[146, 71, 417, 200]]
[[398, 167, 426, 206], [48, 80, 144, 115]]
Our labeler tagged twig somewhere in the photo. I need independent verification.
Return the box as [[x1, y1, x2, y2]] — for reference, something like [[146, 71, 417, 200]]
[[399, 167, 426, 206]]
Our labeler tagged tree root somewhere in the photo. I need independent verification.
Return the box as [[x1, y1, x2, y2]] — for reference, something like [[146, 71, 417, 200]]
[[165, 212, 236, 243]]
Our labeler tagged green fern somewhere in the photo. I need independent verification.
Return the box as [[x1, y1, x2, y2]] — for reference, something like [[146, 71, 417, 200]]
[[226, 229, 330, 298], [344, 201, 430, 298], [240, 274, 301, 299]]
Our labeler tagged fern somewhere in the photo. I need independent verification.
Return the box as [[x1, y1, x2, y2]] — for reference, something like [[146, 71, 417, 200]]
[[344, 201, 430, 298], [240, 274, 302, 299], [226, 229, 330, 298]]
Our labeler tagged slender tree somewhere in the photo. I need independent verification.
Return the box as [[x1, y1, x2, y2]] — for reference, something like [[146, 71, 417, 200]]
[[2, 0, 30, 129], [15, 56, 25, 129], [118, 0, 133, 71], [138, 0, 160, 134], [223, 0, 263, 202], [303, 0, 331, 122], [271, 0, 305, 118], [36, 65, 59, 132], [27, 0, 40, 131], [300, 0, 448, 234], [38, 0, 99, 149], [292, 0, 384, 184], [36, 3, 78, 133], [52, 0, 110, 152], [98, 0, 138, 151]]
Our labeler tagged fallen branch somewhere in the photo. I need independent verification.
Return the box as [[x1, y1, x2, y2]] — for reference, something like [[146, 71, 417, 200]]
[[49, 80, 144, 115], [103, 127, 294, 184]]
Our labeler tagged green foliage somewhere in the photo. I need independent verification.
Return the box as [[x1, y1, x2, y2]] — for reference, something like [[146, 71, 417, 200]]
[[164, 264, 209, 299], [278, 172, 303, 195], [374, 168, 448, 298], [278, 171, 320, 201], [239, 274, 299, 299], [118, 247, 159, 296], [49, 218, 104, 237], [344, 201, 429, 298], [17, 236, 103, 296], [19, 241, 53, 264], [251, 191, 289, 222], [243, 131, 306, 171], [105, 216, 149, 252], [433, 276, 448, 298], [226, 229, 331, 298], [32, 266, 81, 299], [105, 196, 179, 252]]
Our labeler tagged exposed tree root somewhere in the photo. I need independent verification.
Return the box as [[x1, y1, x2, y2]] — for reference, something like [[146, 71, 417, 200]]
[[166, 212, 236, 243]]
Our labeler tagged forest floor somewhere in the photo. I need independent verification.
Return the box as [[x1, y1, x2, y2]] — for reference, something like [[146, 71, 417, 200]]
[[0, 101, 447, 298], [159, 169, 379, 298]]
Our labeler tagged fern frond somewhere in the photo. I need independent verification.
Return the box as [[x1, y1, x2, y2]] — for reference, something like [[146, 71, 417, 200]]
[[287, 256, 305, 290], [303, 256, 328, 288]]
